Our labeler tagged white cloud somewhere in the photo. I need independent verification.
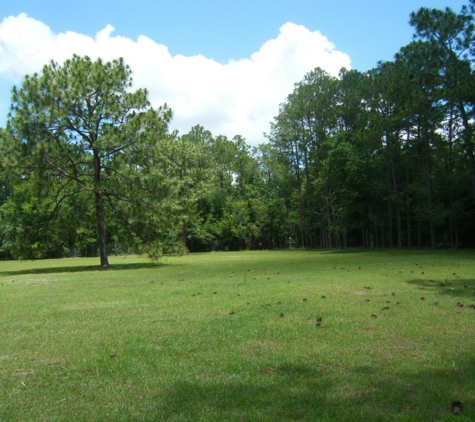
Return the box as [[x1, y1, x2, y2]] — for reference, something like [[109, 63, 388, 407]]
[[0, 13, 351, 145]]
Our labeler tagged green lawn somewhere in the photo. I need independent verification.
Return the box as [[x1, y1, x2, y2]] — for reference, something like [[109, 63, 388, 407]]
[[0, 249, 474, 421]]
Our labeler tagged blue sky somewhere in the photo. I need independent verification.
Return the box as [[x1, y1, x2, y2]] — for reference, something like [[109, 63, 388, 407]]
[[0, 0, 468, 144]]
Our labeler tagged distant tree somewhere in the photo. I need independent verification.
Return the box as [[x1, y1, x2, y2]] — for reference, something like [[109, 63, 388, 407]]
[[153, 126, 212, 252], [268, 68, 341, 247], [410, 2, 475, 197]]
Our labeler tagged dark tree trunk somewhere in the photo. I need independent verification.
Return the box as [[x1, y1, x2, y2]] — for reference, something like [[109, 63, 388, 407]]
[[424, 125, 436, 250], [326, 203, 333, 248], [388, 204, 393, 248], [458, 102, 475, 197], [342, 229, 348, 249], [386, 133, 402, 248], [292, 142, 306, 248], [182, 219, 187, 251], [94, 152, 109, 267], [405, 158, 412, 248], [321, 220, 328, 248], [96, 194, 109, 268], [416, 150, 422, 249], [299, 198, 305, 248]]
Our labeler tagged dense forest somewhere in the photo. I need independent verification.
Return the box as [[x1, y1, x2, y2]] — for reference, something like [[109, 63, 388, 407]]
[[1, 2, 475, 265]]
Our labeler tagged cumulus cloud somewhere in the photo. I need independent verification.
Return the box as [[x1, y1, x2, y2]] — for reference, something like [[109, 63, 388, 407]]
[[0, 13, 351, 145]]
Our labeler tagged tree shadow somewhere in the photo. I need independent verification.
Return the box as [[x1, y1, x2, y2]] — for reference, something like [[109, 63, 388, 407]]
[[0, 261, 168, 277], [156, 364, 335, 421], [317, 248, 367, 254], [149, 359, 475, 421], [406, 277, 475, 299]]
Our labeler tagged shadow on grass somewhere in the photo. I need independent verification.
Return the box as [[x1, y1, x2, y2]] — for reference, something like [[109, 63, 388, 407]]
[[153, 359, 475, 421], [406, 278, 475, 299], [314, 248, 368, 254], [158, 365, 335, 421], [0, 261, 167, 277]]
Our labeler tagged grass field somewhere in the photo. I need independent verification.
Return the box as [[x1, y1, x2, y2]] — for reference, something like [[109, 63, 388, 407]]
[[0, 249, 474, 421]]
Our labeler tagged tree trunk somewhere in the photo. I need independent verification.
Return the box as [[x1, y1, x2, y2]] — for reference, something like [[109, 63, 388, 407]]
[[386, 133, 402, 248], [454, 222, 459, 250], [96, 194, 109, 268], [326, 203, 333, 248], [405, 158, 412, 248], [182, 219, 187, 251], [449, 216, 455, 249], [388, 204, 393, 248], [94, 152, 109, 267], [424, 125, 436, 250], [299, 197, 305, 248], [416, 150, 422, 249], [458, 102, 475, 197]]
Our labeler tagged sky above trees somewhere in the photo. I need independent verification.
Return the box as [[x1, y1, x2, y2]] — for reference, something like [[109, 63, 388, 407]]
[[0, 0, 467, 145]]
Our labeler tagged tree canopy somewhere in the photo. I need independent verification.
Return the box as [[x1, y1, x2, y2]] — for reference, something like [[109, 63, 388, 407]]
[[1, 55, 171, 266]]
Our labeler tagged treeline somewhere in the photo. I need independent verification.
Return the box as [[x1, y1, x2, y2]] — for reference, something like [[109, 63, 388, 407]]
[[1, 2, 475, 264], [266, 2, 475, 250]]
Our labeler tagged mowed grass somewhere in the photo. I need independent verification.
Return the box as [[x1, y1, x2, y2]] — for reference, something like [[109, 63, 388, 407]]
[[0, 249, 474, 422]]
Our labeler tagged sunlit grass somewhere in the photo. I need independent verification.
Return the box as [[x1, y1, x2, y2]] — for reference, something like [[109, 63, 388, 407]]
[[1, 249, 474, 421]]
